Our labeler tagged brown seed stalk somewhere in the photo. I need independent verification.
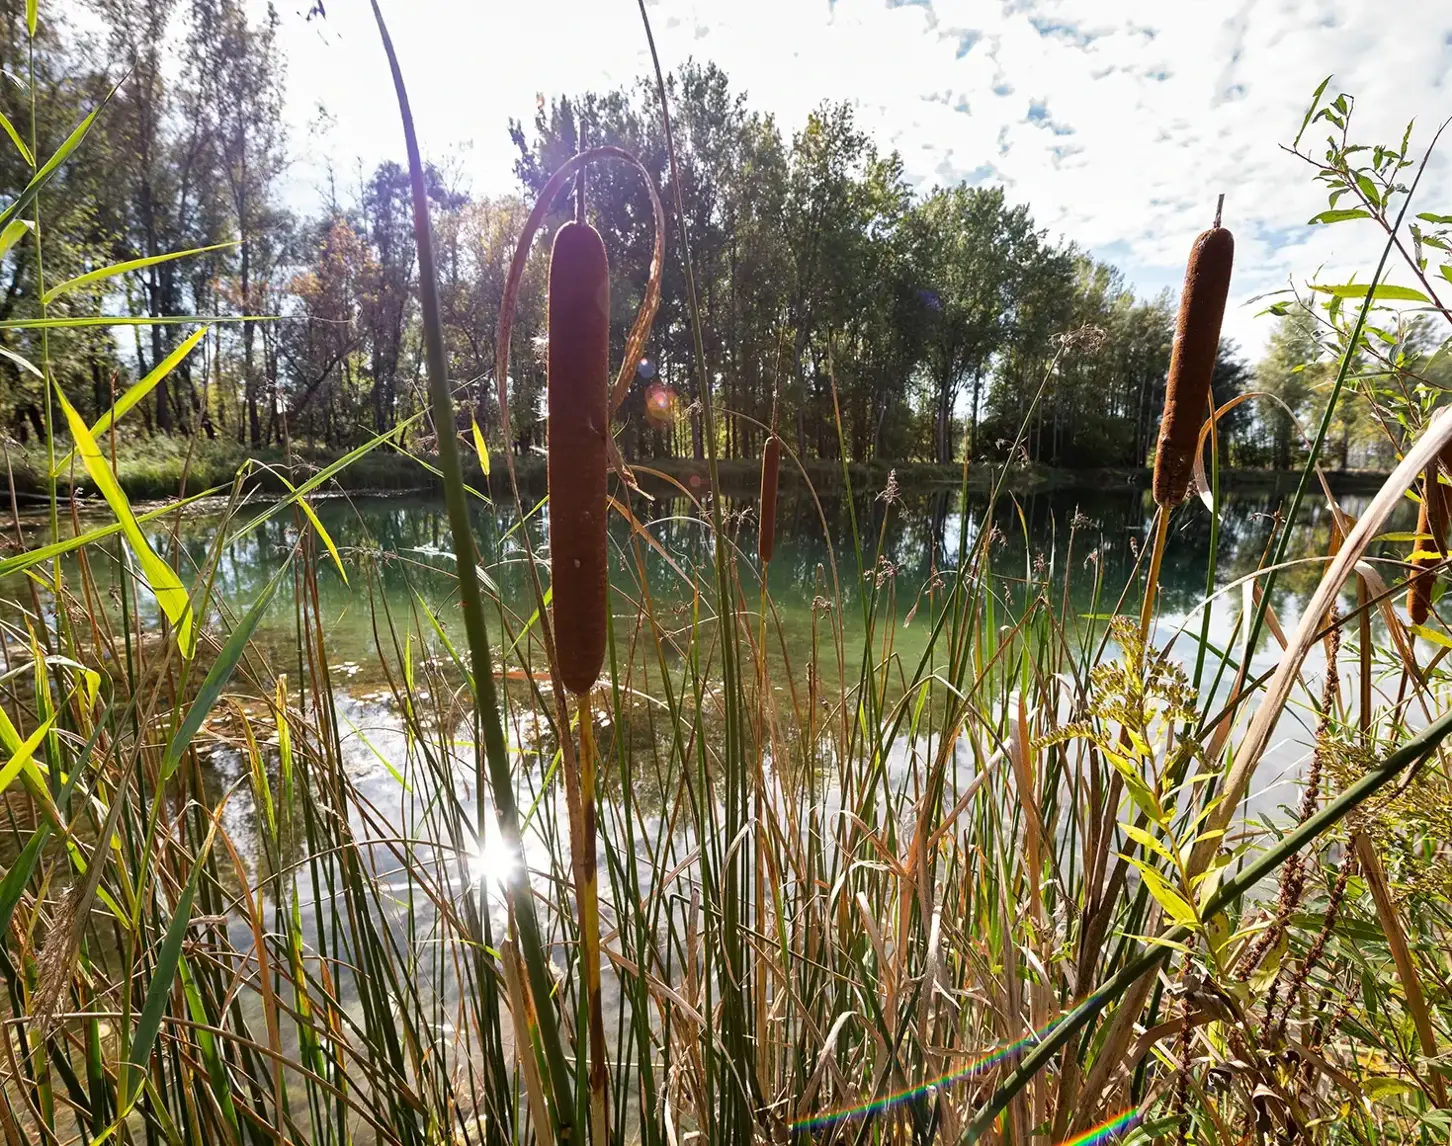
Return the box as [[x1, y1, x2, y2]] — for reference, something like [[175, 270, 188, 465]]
[[759, 434, 781, 565], [1406, 464, 1450, 626], [1152, 216, 1235, 508], [547, 220, 610, 695]]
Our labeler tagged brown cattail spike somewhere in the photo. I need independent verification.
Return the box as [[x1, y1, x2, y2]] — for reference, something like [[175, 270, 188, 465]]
[[1408, 465, 1451, 626], [759, 435, 781, 565], [1153, 222, 1235, 508], [548, 220, 610, 695]]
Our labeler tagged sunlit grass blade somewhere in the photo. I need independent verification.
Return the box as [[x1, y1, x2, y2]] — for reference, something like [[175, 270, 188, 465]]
[[54, 381, 195, 656], [0, 343, 40, 378], [272, 471, 347, 584], [0, 90, 110, 236], [231, 413, 422, 541], [0, 712, 56, 794], [0, 487, 219, 581], [962, 703, 1452, 1143], [471, 416, 491, 476], [0, 110, 31, 166], [163, 557, 290, 778], [0, 218, 30, 259], [0, 313, 272, 330], [43, 242, 236, 307], [53, 325, 210, 473]]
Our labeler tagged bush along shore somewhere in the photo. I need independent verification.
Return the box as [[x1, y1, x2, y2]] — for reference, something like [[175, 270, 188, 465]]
[[4, 436, 1397, 506]]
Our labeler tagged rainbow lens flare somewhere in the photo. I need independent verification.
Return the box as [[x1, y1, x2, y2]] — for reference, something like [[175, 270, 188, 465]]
[[1059, 1108, 1142, 1146], [644, 381, 676, 427], [790, 1016, 1071, 1132]]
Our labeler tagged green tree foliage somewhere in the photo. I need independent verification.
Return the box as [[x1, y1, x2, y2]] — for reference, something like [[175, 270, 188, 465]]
[[0, 8, 1280, 470]]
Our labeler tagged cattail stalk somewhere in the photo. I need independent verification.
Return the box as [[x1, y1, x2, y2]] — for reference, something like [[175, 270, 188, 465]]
[[1153, 212, 1235, 509], [758, 434, 781, 565], [547, 214, 612, 1144], [1141, 204, 1233, 640], [548, 219, 610, 695]]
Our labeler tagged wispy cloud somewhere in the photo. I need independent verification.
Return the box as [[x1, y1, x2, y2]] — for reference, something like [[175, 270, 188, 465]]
[[282, 0, 1452, 353]]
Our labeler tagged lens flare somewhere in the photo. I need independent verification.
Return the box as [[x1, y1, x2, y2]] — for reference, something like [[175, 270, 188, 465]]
[[644, 381, 676, 427], [790, 1015, 1072, 1132], [1058, 1108, 1141, 1146]]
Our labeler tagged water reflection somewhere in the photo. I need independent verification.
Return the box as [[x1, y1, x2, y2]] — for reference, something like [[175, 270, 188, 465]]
[[7, 481, 1409, 689]]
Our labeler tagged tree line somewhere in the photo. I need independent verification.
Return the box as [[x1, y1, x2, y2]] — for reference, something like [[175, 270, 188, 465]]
[[0, 1, 1404, 472]]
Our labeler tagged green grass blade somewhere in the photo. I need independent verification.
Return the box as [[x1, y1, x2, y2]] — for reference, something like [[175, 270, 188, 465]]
[[124, 843, 208, 1105], [54, 382, 194, 656], [163, 558, 289, 778], [372, 0, 576, 1132], [0, 826, 50, 940], [43, 242, 236, 307]]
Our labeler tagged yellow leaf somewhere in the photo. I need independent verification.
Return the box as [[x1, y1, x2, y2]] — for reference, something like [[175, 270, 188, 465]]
[[54, 326, 209, 474], [0, 219, 31, 259], [0, 714, 55, 794], [54, 383, 194, 656], [1411, 624, 1452, 650], [471, 417, 491, 477], [276, 474, 347, 585]]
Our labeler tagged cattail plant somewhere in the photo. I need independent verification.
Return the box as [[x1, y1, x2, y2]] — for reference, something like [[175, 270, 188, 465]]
[[1407, 463, 1451, 625], [492, 143, 664, 1146], [758, 434, 781, 565], [1138, 200, 1234, 636], [1152, 203, 1235, 509], [547, 218, 611, 695]]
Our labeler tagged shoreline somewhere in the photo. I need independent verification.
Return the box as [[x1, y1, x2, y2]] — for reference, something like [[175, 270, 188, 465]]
[[5, 442, 1394, 506]]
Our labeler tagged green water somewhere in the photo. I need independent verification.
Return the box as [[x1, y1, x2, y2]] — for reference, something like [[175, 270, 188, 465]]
[[12, 478, 1396, 689]]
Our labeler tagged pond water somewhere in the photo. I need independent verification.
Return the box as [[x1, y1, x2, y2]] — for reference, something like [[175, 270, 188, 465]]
[[15, 475, 1400, 681], [12, 473, 1417, 844]]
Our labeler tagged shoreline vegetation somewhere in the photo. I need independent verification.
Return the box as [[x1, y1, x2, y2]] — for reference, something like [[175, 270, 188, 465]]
[[4, 438, 1399, 505]]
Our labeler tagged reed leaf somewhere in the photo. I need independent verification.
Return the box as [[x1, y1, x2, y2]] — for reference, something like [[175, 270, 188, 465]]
[[162, 556, 289, 779], [42, 242, 237, 307], [963, 702, 1452, 1143], [370, 0, 575, 1133], [53, 381, 194, 656]]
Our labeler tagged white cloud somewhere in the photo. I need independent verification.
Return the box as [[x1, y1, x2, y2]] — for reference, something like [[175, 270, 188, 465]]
[[278, 0, 1452, 355]]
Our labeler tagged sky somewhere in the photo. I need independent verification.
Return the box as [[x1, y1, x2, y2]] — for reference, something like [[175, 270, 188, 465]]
[[275, 0, 1452, 356]]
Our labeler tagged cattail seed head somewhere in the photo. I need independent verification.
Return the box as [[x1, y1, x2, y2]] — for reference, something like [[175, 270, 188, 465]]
[[758, 435, 781, 565], [1408, 465, 1452, 626], [548, 220, 610, 695], [1153, 224, 1234, 508]]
